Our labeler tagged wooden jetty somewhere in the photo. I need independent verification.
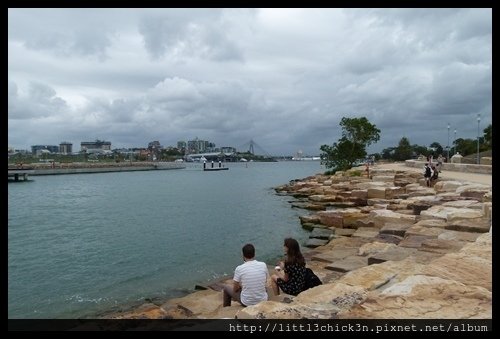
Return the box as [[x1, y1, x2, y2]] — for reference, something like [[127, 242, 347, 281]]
[[8, 169, 34, 182], [203, 167, 229, 171]]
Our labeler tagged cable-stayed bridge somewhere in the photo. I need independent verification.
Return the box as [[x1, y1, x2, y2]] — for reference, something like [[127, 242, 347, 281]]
[[238, 139, 272, 157]]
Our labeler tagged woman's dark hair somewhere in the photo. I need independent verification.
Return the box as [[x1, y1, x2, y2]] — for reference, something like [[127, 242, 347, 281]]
[[284, 238, 305, 266], [242, 243, 255, 259]]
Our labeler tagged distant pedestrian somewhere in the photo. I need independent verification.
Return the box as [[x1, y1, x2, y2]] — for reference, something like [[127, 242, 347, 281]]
[[423, 163, 432, 187], [437, 155, 443, 172], [431, 165, 439, 185]]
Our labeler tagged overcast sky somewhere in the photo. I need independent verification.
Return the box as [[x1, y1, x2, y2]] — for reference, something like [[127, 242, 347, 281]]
[[8, 8, 491, 156]]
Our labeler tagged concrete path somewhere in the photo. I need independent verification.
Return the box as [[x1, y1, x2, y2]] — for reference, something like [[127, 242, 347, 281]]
[[374, 162, 492, 186]]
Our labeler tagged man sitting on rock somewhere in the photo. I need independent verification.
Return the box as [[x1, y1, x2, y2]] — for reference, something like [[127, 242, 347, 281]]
[[222, 243, 269, 307]]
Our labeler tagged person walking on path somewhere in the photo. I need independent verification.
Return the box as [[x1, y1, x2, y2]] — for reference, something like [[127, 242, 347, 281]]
[[222, 243, 269, 307], [423, 163, 433, 187], [437, 154, 443, 172]]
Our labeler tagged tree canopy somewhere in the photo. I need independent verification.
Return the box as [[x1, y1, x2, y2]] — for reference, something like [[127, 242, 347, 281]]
[[393, 137, 412, 161], [320, 117, 380, 172]]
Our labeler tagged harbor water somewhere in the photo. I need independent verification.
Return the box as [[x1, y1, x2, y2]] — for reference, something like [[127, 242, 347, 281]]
[[8, 161, 322, 318]]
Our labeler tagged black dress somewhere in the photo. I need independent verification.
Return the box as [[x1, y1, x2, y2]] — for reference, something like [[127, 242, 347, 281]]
[[277, 263, 306, 296]]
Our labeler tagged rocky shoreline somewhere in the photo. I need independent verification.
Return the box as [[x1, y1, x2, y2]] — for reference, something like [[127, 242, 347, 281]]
[[101, 165, 492, 319]]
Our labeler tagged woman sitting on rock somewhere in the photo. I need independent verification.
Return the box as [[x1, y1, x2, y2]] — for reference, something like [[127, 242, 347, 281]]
[[271, 237, 306, 296]]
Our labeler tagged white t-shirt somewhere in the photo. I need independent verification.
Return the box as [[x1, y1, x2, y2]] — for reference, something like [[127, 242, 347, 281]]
[[233, 260, 269, 306]]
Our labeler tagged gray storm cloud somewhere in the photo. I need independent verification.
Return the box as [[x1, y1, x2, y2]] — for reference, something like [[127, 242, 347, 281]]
[[8, 8, 491, 155]]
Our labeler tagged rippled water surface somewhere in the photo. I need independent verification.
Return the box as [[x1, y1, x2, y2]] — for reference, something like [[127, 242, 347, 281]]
[[8, 161, 323, 318]]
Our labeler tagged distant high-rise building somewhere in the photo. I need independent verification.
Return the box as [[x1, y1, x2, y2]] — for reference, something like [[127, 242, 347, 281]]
[[81, 139, 111, 152], [177, 141, 187, 152], [187, 138, 212, 154], [31, 145, 59, 155], [148, 141, 161, 150], [59, 142, 73, 154]]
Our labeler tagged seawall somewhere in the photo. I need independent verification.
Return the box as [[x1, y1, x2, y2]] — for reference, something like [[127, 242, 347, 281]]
[[405, 160, 492, 174], [8, 162, 186, 176]]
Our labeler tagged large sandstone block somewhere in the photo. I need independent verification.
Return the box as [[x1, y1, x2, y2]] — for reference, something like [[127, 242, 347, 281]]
[[237, 283, 368, 319], [325, 256, 368, 273], [385, 187, 405, 199], [316, 208, 364, 228], [368, 247, 417, 265], [422, 251, 491, 291], [367, 198, 392, 206], [367, 187, 386, 199], [357, 242, 399, 256], [371, 175, 395, 183], [368, 209, 417, 228], [405, 224, 445, 238], [309, 194, 337, 202], [305, 238, 329, 248], [311, 248, 359, 263], [340, 275, 491, 319], [352, 227, 380, 238], [438, 230, 482, 242], [161, 289, 225, 318], [337, 258, 425, 291], [294, 283, 368, 313], [299, 215, 321, 224], [433, 181, 465, 192], [420, 206, 483, 221], [419, 238, 466, 254], [309, 227, 334, 240], [399, 235, 434, 248], [351, 189, 368, 199], [445, 218, 491, 233], [379, 222, 414, 237]]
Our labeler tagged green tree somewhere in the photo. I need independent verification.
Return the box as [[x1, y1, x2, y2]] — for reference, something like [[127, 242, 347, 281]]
[[393, 137, 413, 161], [320, 117, 380, 172], [381, 147, 395, 160], [412, 144, 428, 158], [429, 142, 444, 156], [454, 138, 476, 156], [483, 124, 492, 149]]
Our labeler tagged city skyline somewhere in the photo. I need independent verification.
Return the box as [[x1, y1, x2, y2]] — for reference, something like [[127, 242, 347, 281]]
[[8, 8, 492, 155]]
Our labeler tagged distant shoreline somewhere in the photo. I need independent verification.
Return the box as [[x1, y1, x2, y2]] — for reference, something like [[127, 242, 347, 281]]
[[8, 161, 185, 176]]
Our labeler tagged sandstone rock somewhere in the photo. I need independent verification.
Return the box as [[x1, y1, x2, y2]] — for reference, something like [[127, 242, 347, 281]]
[[325, 256, 368, 273], [161, 289, 225, 319], [310, 227, 334, 239], [438, 230, 482, 242], [309, 195, 337, 202], [338, 258, 425, 291], [368, 247, 417, 265], [367, 187, 387, 199], [368, 209, 417, 228], [379, 222, 413, 237], [433, 181, 465, 192], [445, 218, 491, 233], [420, 206, 483, 221], [399, 235, 435, 248], [335, 228, 356, 237], [340, 275, 491, 319], [311, 248, 359, 263], [419, 238, 466, 254], [304, 238, 329, 248], [351, 227, 380, 238], [405, 224, 445, 238]]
